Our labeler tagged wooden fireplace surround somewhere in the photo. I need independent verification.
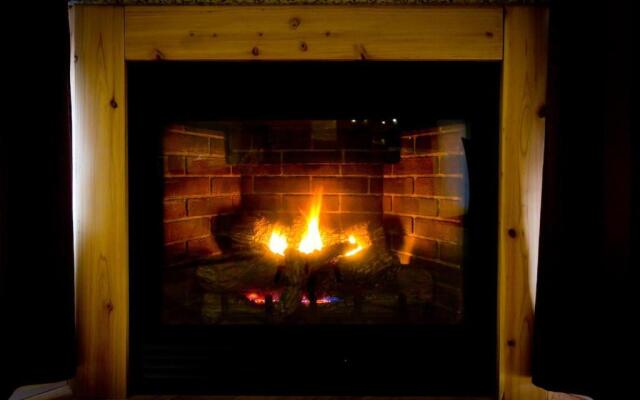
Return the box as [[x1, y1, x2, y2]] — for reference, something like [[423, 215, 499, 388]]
[[69, 4, 548, 399]]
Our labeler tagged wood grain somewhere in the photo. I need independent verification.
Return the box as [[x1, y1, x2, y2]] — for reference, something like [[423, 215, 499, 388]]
[[124, 6, 503, 61], [498, 6, 549, 400], [69, 6, 128, 399]]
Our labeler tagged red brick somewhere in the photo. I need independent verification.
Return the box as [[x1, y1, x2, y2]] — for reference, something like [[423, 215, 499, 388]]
[[164, 156, 185, 175], [341, 195, 382, 212], [210, 137, 225, 156], [183, 126, 225, 138], [392, 196, 437, 216], [186, 157, 230, 175], [163, 131, 209, 154], [439, 199, 465, 220], [383, 177, 413, 194], [241, 176, 253, 193], [341, 164, 383, 176], [242, 194, 282, 211], [369, 177, 383, 193], [439, 242, 463, 265], [312, 177, 368, 194], [415, 177, 464, 197], [254, 176, 310, 193], [211, 177, 241, 194], [414, 218, 463, 243], [232, 164, 282, 175], [401, 136, 414, 154], [383, 164, 393, 175], [383, 215, 413, 235], [231, 150, 282, 164], [439, 155, 466, 174], [187, 236, 222, 257], [391, 235, 437, 259], [187, 197, 235, 216], [416, 131, 465, 155], [164, 218, 210, 243], [282, 164, 340, 175], [283, 194, 339, 212], [164, 177, 209, 198], [341, 212, 382, 228], [164, 242, 186, 264], [383, 196, 392, 212], [393, 156, 437, 175], [414, 135, 437, 155], [322, 213, 342, 231], [164, 200, 186, 221]]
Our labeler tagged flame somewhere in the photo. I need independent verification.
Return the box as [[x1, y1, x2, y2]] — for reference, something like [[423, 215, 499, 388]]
[[268, 227, 288, 256], [298, 191, 324, 255], [344, 234, 364, 257]]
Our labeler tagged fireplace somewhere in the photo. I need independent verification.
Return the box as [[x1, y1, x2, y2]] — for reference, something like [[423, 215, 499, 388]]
[[127, 61, 499, 395], [160, 119, 466, 325]]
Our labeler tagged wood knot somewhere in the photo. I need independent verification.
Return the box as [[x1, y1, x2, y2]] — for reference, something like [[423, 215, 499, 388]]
[[257, 32, 263, 37], [537, 104, 547, 118], [74, 55, 78, 63], [153, 48, 165, 60], [289, 17, 301, 29], [485, 31, 494, 38], [507, 339, 516, 347], [325, 31, 331, 37], [109, 98, 118, 109], [356, 44, 369, 60], [251, 46, 260, 56], [299, 41, 308, 52], [508, 228, 517, 238], [105, 300, 114, 313]]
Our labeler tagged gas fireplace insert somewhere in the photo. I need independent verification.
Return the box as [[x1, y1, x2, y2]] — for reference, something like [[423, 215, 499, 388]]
[[128, 62, 499, 396]]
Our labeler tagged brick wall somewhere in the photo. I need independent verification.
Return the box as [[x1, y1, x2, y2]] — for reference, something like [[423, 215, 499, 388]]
[[163, 122, 467, 320], [382, 124, 467, 319], [162, 123, 384, 266], [162, 125, 240, 265]]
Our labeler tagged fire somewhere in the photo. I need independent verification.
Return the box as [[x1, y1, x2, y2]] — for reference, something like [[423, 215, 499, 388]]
[[268, 227, 288, 256], [297, 191, 324, 255], [344, 234, 364, 257]]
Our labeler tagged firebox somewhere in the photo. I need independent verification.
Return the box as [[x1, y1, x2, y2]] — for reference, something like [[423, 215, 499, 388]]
[[128, 62, 499, 396]]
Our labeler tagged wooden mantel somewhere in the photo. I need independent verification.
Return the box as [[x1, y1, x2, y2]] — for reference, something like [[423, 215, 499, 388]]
[[69, 4, 548, 399]]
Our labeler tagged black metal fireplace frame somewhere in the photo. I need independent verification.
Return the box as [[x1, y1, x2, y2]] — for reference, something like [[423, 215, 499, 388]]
[[127, 61, 500, 396]]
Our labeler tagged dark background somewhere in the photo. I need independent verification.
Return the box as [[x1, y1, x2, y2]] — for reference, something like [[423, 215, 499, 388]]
[[0, 1, 634, 399]]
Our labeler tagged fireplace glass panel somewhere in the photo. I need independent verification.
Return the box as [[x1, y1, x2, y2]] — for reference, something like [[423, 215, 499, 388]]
[[161, 118, 467, 325]]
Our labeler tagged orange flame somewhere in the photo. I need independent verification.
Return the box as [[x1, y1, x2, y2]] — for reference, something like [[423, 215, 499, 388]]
[[268, 227, 288, 256], [344, 234, 364, 257], [298, 190, 324, 255]]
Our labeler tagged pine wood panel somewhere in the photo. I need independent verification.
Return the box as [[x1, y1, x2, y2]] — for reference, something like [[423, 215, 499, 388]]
[[498, 6, 549, 400], [69, 6, 128, 399], [124, 6, 503, 61]]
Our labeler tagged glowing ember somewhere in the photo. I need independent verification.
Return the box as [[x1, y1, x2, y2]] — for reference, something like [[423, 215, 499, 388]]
[[298, 190, 324, 255], [245, 292, 266, 304], [301, 295, 340, 305], [268, 227, 288, 256], [246, 292, 280, 304], [344, 234, 365, 257]]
